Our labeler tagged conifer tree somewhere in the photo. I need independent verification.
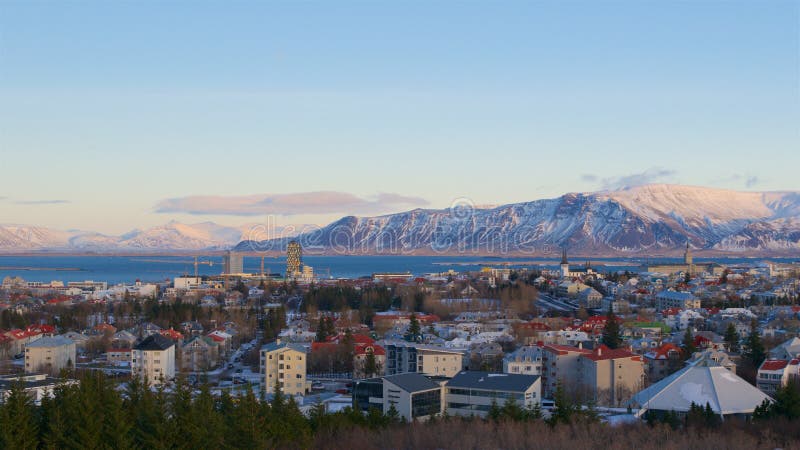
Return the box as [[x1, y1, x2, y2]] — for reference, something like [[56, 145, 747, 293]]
[[723, 322, 740, 353], [0, 379, 39, 450], [682, 327, 697, 360], [743, 319, 766, 368], [601, 311, 622, 349]]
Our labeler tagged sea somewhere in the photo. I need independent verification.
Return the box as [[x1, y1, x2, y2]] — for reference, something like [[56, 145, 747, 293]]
[[0, 255, 797, 286]]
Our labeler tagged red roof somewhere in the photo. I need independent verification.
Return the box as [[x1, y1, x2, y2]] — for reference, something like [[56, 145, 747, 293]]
[[207, 334, 226, 342], [645, 343, 682, 360], [543, 344, 592, 355], [760, 360, 790, 371], [159, 328, 184, 340], [355, 343, 385, 356], [581, 345, 641, 362]]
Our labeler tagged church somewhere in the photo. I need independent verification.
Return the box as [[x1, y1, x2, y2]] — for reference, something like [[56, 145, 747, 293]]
[[559, 249, 602, 280], [646, 242, 711, 275]]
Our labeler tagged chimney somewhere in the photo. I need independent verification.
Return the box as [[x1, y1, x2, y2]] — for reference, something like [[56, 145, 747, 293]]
[[578, 342, 583, 349], [276, 338, 281, 345], [597, 347, 602, 356]]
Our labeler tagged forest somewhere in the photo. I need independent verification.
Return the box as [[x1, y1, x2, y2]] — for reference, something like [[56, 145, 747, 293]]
[[2, 372, 800, 450]]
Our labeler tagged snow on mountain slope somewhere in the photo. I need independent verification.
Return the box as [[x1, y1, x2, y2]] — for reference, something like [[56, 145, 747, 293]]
[[237, 185, 800, 255]]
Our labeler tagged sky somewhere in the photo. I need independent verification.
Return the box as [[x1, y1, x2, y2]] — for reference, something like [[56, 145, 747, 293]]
[[0, 0, 798, 234]]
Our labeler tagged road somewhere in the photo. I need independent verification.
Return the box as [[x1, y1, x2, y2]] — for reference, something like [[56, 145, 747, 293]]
[[537, 293, 579, 312]]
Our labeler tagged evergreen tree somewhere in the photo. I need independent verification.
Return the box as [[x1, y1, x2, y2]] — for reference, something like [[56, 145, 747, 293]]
[[406, 313, 421, 342], [723, 322, 740, 353], [363, 348, 379, 378], [601, 311, 622, 349], [547, 382, 575, 426], [487, 398, 502, 422], [0, 378, 39, 450], [743, 319, 766, 368]]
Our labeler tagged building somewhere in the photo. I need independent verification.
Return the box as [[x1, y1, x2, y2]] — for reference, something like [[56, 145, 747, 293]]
[[643, 343, 683, 383], [24, 336, 76, 375], [383, 373, 443, 421], [180, 336, 220, 372], [385, 343, 464, 378], [446, 371, 541, 417], [286, 241, 302, 278], [174, 277, 202, 291], [131, 334, 176, 386], [503, 345, 544, 376], [540, 344, 591, 398], [757, 359, 800, 394], [224, 251, 244, 275], [576, 288, 603, 309], [260, 339, 307, 396], [576, 345, 645, 407], [655, 290, 701, 310], [0, 374, 78, 405], [556, 282, 593, 298], [630, 357, 772, 419]]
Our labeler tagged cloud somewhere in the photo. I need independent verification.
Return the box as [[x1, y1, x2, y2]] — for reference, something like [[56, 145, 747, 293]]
[[716, 173, 762, 189], [155, 191, 430, 216], [14, 199, 70, 205], [587, 167, 677, 191], [745, 176, 760, 188]]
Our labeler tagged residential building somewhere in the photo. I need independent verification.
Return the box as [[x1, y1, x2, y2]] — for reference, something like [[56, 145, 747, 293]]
[[576, 345, 645, 407], [286, 241, 302, 277], [643, 343, 683, 383], [446, 371, 541, 418], [24, 336, 76, 375], [757, 359, 800, 395], [181, 336, 220, 372], [385, 343, 464, 378], [0, 374, 78, 405], [540, 344, 591, 398], [577, 288, 603, 309], [503, 345, 544, 376], [132, 334, 176, 386], [260, 339, 307, 396], [655, 290, 701, 310], [224, 251, 244, 275]]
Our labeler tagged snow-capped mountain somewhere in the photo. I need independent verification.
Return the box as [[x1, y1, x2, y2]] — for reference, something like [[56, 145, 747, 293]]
[[236, 185, 800, 255], [0, 222, 249, 252], [0, 221, 314, 253]]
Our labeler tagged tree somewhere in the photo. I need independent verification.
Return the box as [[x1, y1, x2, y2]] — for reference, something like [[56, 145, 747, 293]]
[[742, 319, 765, 368], [601, 311, 622, 349], [363, 348, 379, 378], [405, 313, 421, 342], [682, 327, 696, 360], [0, 378, 39, 450], [723, 322, 740, 353]]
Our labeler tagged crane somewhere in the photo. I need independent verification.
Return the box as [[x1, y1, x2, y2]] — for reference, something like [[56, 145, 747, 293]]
[[192, 256, 214, 278]]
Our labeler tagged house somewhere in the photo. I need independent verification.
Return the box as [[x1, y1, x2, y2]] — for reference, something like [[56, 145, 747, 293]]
[[24, 336, 77, 375], [756, 359, 800, 395], [354, 343, 386, 379], [384, 343, 464, 378], [446, 371, 541, 418], [383, 373, 443, 421], [630, 357, 772, 419], [260, 339, 308, 396], [110, 330, 138, 349], [556, 282, 592, 298], [132, 334, 176, 386], [503, 345, 544, 376], [576, 345, 645, 407], [643, 343, 683, 383], [577, 288, 603, 309], [60, 331, 90, 352], [180, 336, 220, 372], [769, 337, 800, 360]]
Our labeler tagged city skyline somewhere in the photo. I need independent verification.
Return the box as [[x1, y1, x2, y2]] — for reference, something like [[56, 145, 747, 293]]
[[1, 1, 798, 234]]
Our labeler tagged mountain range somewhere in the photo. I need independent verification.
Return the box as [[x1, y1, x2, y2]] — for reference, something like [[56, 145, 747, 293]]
[[0, 221, 303, 253], [3, 185, 800, 255], [235, 184, 800, 256]]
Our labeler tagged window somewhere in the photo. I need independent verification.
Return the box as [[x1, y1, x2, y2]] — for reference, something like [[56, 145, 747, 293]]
[[296, 374, 302, 379]]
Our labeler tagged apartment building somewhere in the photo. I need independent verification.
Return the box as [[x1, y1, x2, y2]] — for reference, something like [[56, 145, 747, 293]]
[[576, 345, 645, 407], [260, 340, 308, 396], [131, 334, 176, 386], [24, 336, 76, 375], [385, 343, 464, 378]]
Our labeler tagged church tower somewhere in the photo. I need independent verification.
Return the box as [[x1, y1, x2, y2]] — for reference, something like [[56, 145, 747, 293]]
[[560, 248, 570, 278], [683, 242, 693, 266]]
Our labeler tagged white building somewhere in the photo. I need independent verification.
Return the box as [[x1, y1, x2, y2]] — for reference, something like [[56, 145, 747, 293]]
[[24, 336, 76, 375], [503, 346, 544, 376], [446, 371, 541, 417], [131, 334, 176, 386]]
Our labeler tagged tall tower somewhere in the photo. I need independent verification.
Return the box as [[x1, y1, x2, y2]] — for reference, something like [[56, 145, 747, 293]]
[[286, 241, 302, 278], [683, 242, 693, 266], [560, 248, 570, 278]]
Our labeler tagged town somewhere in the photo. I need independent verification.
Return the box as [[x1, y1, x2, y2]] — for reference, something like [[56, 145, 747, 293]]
[[1, 242, 800, 448]]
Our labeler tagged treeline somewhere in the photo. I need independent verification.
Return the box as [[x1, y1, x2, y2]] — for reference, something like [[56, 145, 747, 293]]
[[3, 372, 800, 450]]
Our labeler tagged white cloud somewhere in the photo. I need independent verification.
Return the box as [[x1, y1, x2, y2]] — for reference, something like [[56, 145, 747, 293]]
[[592, 168, 677, 191]]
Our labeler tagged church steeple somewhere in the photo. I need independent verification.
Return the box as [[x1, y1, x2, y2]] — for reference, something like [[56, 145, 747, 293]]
[[561, 247, 568, 265], [684, 241, 693, 266]]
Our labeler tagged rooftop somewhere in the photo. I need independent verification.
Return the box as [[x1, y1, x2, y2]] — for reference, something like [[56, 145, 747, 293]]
[[447, 371, 539, 392], [384, 373, 440, 393]]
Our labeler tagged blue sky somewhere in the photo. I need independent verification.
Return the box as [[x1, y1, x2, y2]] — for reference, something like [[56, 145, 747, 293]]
[[1, 0, 798, 234]]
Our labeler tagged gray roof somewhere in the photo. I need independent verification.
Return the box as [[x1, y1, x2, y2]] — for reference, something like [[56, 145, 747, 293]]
[[446, 371, 539, 393], [25, 336, 75, 348], [134, 334, 175, 351], [384, 373, 440, 393], [260, 340, 306, 353], [630, 359, 771, 415]]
